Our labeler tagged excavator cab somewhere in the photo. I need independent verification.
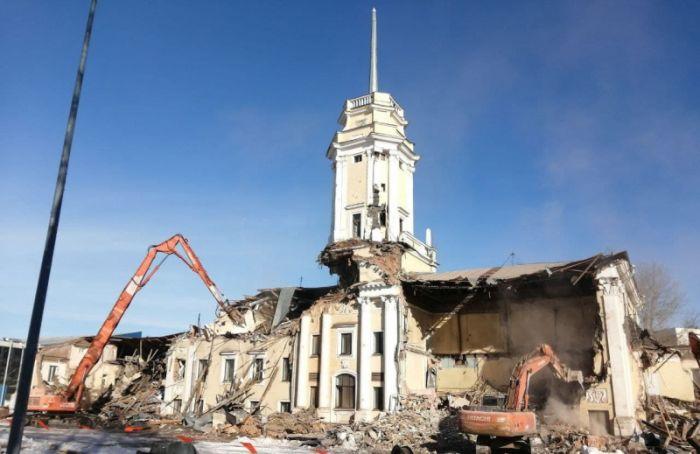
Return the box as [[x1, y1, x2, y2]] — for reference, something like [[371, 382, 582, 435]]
[[459, 344, 582, 439]]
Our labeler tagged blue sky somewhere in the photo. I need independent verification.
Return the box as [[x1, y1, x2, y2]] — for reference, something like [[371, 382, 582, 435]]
[[1, 1, 698, 338]]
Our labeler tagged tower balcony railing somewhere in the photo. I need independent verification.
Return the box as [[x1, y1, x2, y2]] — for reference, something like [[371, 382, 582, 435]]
[[346, 93, 404, 116], [398, 230, 436, 263]]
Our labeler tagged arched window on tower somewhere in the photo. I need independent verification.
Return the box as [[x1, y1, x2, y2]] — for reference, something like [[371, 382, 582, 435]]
[[335, 374, 356, 409]]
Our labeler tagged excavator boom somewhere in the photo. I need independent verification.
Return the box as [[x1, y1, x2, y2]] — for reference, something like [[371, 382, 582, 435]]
[[28, 234, 228, 412], [459, 344, 582, 438]]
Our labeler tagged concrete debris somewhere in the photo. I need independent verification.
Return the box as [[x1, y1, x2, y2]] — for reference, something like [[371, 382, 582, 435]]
[[90, 350, 166, 427]]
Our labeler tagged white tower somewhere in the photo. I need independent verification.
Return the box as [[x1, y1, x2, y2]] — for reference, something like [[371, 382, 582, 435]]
[[328, 10, 414, 239]]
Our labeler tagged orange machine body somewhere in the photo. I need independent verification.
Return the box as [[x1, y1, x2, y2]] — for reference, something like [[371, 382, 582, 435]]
[[459, 344, 580, 438], [28, 234, 228, 413]]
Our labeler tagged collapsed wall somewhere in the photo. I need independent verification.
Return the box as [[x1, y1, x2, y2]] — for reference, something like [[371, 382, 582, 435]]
[[402, 253, 645, 436]]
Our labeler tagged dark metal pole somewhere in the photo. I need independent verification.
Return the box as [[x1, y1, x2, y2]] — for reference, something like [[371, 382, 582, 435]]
[[6, 1, 97, 451]]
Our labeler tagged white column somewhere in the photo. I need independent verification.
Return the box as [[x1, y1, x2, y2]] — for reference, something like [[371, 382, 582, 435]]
[[387, 152, 400, 241], [317, 312, 332, 417], [383, 296, 399, 411], [597, 272, 637, 436], [295, 314, 311, 409], [406, 165, 415, 233], [332, 159, 346, 242], [358, 298, 373, 417]]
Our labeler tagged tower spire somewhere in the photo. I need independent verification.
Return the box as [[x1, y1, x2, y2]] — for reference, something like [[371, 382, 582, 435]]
[[369, 8, 378, 93]]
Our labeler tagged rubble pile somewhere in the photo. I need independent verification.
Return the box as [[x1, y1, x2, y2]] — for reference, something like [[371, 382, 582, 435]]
[[320, 395, 465, 453], [265, 410, 326, 437], [91, 354, 166, 427], [642, 396, 700, 451]]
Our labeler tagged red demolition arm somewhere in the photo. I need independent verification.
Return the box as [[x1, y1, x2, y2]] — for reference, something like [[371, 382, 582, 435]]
[[63, 234, 227, 402]]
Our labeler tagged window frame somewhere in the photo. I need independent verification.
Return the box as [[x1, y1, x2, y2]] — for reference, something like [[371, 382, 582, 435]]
[[281, 357, 292, 382], [352, 213, 362, 238], [373, 331, 384, 355], [251, 356, 265, 382], [334, 373, 356, 410], [47, 365, 58, 383], [336, 327, 356, 357], [279, 401, 292, 413], [373, 386, 384, 410], [310, 335, 321, 357], [221, 355, 237, 383]]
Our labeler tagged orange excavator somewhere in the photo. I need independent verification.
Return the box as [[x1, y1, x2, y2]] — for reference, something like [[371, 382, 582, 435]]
[[28, 234, 230, 413], [459, 344, 582, 440]]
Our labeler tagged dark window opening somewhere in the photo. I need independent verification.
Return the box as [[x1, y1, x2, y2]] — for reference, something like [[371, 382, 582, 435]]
[[280, 401, 292, 413], [374, 332, 383, 354], [379, 211, 386, 227], [373, 386, 384, 410], [250, 401, 260, 413], [352, 213, 362, 238], [253, 358, 264, 381], [381, 183, 386, 191], [340, 333, 353, 356], [47, 365, 57, 383], [311, 335, 320, 356], [223, 358, 235, 382], [310, 386, 319, 408], [282, 357, 291, 382], [335, 374, 356, 409], [399, 218, 404, 232], [354, 154, 363, 163], [172, 398, 182, 414]]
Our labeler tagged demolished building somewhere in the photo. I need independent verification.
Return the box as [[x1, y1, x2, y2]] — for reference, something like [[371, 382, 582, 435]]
[[30, 333, 176, 406], [159, 11, 650, 436]]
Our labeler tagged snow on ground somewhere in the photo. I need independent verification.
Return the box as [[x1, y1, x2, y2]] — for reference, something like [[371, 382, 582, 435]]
[[0, 427, 316, 453]]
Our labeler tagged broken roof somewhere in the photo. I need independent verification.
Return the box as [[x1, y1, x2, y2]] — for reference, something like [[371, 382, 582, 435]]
[[403, 252, 630, 287]]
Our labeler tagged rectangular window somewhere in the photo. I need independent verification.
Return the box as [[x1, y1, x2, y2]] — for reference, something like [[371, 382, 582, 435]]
[[399, 218, 404, 232], [253, 357, 264, 381], [352, 213, 362, 238], [47, 365, 57, 383], [175, 359, 186, 380], [280, 401, 292, 413], [309, 386, 319, 408], [311, 335, 320, 356], [282, 357, 291, 382], [379, 211, 386, 227], [373, 332, 383, 354], [223, 358, 236, 383], [354, 154, 363, 163], [250, 400, 260, 413], [340, 332, 353, 356], [373, 386, 384, 410], [198, 359, 209, 379], [172, 398, 182, 414]]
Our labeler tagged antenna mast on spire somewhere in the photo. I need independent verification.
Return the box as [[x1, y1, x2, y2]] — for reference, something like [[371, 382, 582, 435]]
[[369, 8, 378, 93]]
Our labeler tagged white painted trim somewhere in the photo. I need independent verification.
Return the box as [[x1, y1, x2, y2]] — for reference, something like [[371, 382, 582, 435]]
[[336, 326, 357, 358], [331, 369, 358, 411], [219, 353, 237, 384]]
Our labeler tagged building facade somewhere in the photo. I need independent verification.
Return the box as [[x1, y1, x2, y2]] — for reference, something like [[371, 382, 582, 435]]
[[162, 9, 647, 436]]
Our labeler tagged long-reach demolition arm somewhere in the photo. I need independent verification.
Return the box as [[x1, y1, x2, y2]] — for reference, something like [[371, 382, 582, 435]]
[[505, 343, 582, 412], [29, 234, 229, 412]]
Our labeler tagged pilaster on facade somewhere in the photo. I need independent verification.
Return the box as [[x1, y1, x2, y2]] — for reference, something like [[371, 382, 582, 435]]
[[596, 266, 638, 436], [382, 295, 399, 412], [357, 297, 374, 421], [295, 315, 311, 409], [316, 312, 333, 419]]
